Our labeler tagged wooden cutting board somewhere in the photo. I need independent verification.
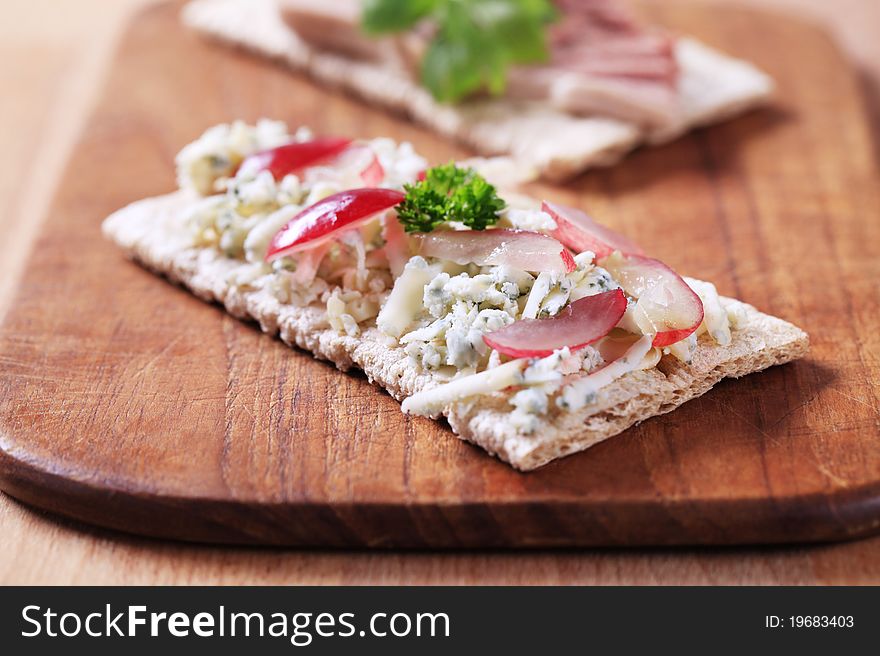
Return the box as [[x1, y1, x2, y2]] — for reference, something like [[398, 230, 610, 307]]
[[0, 1, 878, 548]]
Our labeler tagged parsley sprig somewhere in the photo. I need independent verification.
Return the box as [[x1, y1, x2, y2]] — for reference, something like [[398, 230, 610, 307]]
[[396, 163, 506, 233], [362, 0, 557, 103]]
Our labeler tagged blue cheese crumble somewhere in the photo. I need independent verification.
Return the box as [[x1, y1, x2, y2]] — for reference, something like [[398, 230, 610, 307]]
[[176, 119, 302, 195], [171, 120, 745, 430], [400, 265, 532, 371]]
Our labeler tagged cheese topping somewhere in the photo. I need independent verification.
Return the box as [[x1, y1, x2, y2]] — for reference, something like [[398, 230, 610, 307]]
[[176, 119, 300, 195], [172, 120, 738, 427], [401, 359, 527, 417], [376, 256, 441, 338], [685, 276, 731, 346], [559, 334, 655, 411]]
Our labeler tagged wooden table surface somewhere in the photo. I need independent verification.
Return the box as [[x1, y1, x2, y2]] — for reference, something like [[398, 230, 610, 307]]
[[2, 0, 879, 584]]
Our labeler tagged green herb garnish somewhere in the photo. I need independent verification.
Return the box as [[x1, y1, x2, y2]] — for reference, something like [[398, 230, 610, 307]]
[[362, 0, 557, 103], [396, 163, 506, 233]]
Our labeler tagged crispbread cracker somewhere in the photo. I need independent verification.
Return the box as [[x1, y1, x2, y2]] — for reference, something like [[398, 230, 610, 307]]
[[103, 192, 808, 470], [181, 0, 774, 181]]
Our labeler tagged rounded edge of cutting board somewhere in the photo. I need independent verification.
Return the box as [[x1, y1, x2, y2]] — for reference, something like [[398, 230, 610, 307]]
[[2, 441, 880, 548], [1, 1, 880, 549]]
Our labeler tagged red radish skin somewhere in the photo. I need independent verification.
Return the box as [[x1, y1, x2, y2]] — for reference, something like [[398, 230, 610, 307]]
[[329, 144, 385, 186], [542, 201, 643, 259], [602, 252, 704, 347], [483, 289, 627, 358], [652, 326, 697, 348], [416, 229, 576, 275], [241, 138, 353, 180], [266, 188, 404, 260], [358, 150, 385, 186]]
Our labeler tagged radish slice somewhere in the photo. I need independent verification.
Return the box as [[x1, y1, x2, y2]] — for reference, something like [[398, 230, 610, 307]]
[[542, 201, 643, 259], [291, 241, 331, 286], [602, 252, 704, 347], [381, 213, 413, 277], [483, 289, 626, 358], [266, 188, 405, 260], [332, 144, 385, 186], [241, 137, 353, 180], [415, 229, 576, 275], [359, 151, 385, 186]]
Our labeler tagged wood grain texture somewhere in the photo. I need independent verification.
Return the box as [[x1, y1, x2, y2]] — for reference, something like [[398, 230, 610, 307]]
[[1, 0, 880, 585], [0, 0, 879, 551]]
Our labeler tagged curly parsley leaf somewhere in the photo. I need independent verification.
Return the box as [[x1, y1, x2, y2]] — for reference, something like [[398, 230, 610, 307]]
[[362, 0, 438, 34], [395, 185, 450, 233], [396, 163, 506, 233], [449, 175, 506, 230], [363, 0, 557, 103]]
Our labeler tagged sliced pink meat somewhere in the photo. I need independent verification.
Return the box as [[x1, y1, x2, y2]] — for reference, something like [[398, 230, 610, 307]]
[[280, 0, 400, 63], [510, 0, 681, 127], [280, 0, 682, 127], [548, 74, 681, 128]]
